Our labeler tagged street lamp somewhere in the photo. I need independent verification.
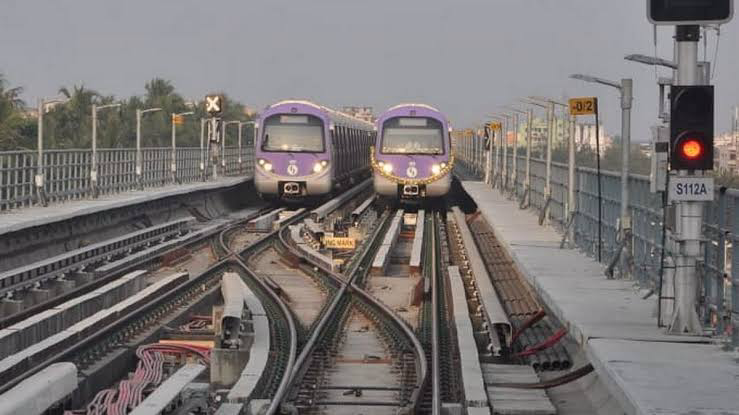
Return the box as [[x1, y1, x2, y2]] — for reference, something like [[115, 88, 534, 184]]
[[91, 102, 122, 197], [36, 96, 70, 206], [570, 74, 634, 272], [525, 97, 577, 237], [238, 121, 255, 173], [489, 113, 513, 191], [504, 105, 533, 206], [488, 114, 507, 189], [521, 98, 555, 215], [624, 54, 677, 69], [170, 111, 195, 183], [222, 120, 242, 173], [136, 107, 162, 189], [500, 106, 524, 197]]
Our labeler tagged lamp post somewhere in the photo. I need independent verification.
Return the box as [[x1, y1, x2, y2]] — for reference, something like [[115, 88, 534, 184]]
[[171, 111, 195, 183], [521, 99, 551, 216], [499, 108, 520, 196], [91, 102, 121, 197], [199, 118, 208, 181], [488, 116, 504, 187], [35, 96, 70, 206], [490, 113, 513, 191], [504, 106, 531, 206], [222, 120, 243, 175], [238, 121, 255, 173], [570, 74, 634, 277], [527, 96, 569, 224], [135, 107, 162, 190]]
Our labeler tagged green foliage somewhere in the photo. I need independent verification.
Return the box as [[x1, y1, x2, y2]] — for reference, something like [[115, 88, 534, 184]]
[[0, 73, 36, 150], [0, 75, 254, 151], [549, 137, 651, 175]]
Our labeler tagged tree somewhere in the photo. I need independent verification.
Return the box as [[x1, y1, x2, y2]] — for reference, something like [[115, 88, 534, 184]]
[[43, 85, 100, 148], [0, 75, 255, 151], [0, 74, 35, 150]]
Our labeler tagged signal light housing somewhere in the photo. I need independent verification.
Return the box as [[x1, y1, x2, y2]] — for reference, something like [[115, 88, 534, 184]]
[[669, 85, 714, 171], [648, 0, 733, 25]]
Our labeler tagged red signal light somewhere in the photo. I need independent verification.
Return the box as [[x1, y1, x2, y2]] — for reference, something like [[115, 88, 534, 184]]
[[681, 139, 703, 160]]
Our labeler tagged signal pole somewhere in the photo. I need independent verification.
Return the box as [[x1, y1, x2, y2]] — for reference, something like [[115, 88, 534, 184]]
[[670, 25, 703, 334]]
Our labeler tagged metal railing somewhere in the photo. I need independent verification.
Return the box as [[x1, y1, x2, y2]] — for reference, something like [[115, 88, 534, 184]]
[[455, 141, 736, 343], [0, 147, 253, 211]]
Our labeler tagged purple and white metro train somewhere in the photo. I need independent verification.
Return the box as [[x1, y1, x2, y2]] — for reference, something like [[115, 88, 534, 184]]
[[254, 100, 375, 202], [371, 104, 454, 201]]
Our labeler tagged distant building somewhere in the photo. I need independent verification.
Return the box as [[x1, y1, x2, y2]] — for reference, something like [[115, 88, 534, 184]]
[[714, 143, 737, 174], [342, 106, 375, 123], [574, 122, 612, 151], [517, 117, 611, 151]]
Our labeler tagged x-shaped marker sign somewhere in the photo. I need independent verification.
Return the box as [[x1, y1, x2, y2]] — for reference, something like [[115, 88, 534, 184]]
[[206, 96, 221, 113]]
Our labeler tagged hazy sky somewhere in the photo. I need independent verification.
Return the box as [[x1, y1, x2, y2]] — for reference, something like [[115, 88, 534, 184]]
[[1, 0, 737, 141]]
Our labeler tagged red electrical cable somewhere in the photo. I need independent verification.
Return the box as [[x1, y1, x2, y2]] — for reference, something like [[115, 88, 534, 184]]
[[514, 327, 568, 358], [511, 310, 546, 343], [80, 343, 211, 414]]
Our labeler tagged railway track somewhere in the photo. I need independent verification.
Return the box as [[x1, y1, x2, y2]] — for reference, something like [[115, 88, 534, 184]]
[[0, 189, 581, 414], [213, 184, 376, 414], [0, 206, 278, 403], [276, 207, 429, 414]]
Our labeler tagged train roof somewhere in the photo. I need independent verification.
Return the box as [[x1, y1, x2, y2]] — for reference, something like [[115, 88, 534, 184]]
[[384, 103, 442, 113], [377, 103, 450, 129], [262, 99, 373, 130]]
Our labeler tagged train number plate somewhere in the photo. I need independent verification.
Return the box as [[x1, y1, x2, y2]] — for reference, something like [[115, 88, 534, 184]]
[[668, 177, 714, 202]]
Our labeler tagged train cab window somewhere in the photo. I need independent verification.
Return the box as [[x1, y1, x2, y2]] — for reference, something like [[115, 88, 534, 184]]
[[262, 114, 325, 152], [381, 117, 444, 155]]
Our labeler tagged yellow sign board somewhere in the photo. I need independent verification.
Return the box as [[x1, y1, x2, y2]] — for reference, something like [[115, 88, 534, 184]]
[[569, 97, 598, 115], [490, 121, 502, 131], [173, 115, 185, 125], [324, 237, 356, 250]]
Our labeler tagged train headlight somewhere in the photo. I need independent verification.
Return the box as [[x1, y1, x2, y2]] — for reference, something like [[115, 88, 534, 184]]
[[258, 159, 272, 172], [431, 164, 441, 175], [381, 162, 393, 173], [313, 160, 329, 173]]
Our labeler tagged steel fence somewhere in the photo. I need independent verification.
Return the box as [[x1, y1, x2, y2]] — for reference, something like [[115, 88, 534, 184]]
[[0, 146, 254, 211], [455, 144, 736, 340]]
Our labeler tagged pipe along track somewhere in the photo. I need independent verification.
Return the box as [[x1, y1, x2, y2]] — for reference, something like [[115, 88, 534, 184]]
[[276, 207, 429, 414], [0, 206, 307, 414]]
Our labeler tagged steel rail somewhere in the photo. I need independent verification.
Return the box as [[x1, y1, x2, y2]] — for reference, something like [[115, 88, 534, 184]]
[[0, 206, 273, 330], [224, 210, 309, 415], [430, 213, 441, 415], [0, 207, 273, 399], [278, 207, 428, 412]]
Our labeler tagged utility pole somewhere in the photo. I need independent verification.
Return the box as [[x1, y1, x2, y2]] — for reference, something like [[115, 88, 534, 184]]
[[504, 106, 529, 203], [170, 111, 194, 183], [545, 101, 554, 222], [568, 114, 576, 244], [492, 114, 513, 191], [135, 107, 162, 190], [526, 109, 533, 207], [35, 96, 69, 206], [569, 75, 634, 277], [200, 118, 207, 181], [91, 102, 121, 198]]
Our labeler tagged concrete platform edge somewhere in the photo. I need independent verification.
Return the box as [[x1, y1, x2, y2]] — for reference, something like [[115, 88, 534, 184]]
[[0, 177, 251, 237], [458, 182, 739, 415]]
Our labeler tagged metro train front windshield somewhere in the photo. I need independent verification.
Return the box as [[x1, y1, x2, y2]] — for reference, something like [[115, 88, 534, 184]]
[[262, 114, 325, 153], [380, 117, 444, 155]]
